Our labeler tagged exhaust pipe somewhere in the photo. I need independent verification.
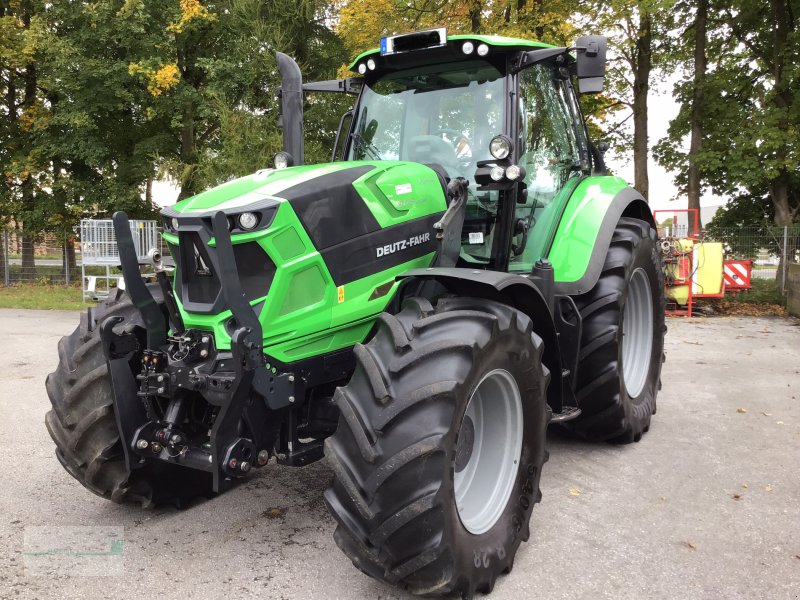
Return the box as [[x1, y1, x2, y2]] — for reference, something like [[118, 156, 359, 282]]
[[276, 52, 304, 166]]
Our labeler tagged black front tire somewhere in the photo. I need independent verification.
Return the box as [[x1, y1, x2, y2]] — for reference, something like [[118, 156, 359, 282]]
[[45, 286, 212, 507], [324, 296, 550, 597], [567, 217, 666, 443]]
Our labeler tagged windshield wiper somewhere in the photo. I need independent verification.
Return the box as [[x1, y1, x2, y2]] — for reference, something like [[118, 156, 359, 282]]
[[351, 132, 381, 160]]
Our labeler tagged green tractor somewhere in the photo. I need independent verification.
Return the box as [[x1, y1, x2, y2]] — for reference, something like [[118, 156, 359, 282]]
[[46, 29, 665, 598]]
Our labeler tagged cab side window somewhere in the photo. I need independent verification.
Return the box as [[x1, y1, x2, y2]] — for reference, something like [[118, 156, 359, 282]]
[[510, 64, 584, 270], [518, 65, 581, 206]]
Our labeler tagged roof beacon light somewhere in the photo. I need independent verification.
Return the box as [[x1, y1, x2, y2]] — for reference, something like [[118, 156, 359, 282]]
[[462, 41, 475, 55], [380, 28, 447, 56], [477, 43, 490, 56]]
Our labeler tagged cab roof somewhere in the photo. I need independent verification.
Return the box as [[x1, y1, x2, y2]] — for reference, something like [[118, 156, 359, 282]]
[[348, 33, 554, 72]]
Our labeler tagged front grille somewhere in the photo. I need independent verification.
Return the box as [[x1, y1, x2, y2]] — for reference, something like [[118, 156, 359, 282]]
[[168, 237, 275, 314], [233, 242, 276, 302]]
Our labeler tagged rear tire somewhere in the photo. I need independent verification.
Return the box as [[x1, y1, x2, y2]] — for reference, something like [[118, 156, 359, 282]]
[[324, 296, 550, 597], [566, 217, 665, 443], [45, 286, 212, 507]]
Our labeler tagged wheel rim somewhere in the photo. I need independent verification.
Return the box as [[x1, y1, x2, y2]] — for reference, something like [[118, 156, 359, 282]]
[[622, 267, 654, 398], [454, 369, 523, 535]]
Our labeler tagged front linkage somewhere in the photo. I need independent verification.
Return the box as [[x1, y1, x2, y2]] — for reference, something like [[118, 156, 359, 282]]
[[101, 211, 297, 493]]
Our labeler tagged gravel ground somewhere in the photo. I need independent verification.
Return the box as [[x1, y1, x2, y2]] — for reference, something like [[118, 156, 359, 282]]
[[0, 309, 798, 600]]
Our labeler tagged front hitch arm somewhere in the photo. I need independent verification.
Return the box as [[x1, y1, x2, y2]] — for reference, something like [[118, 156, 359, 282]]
[[112, 211, 168, 349], [210, 211, 283, 408]]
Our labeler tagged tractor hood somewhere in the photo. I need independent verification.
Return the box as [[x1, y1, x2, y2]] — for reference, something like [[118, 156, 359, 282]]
[[158, 161, 448, 357], [160, 161, 447, 224]]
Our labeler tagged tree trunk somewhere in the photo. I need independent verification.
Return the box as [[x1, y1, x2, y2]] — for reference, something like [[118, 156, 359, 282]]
[[177, 102, 197, 201], [66, 237, 77, 277], [687, 0, 707, 227], [769, 173, 795, 289], [469, 0, 482, 33], [19, 221, 36, 278], [145, 176, 153, 208], [632, 8, 652, 201], [0, 229, 6, 285], [19, 1, 37, 278]]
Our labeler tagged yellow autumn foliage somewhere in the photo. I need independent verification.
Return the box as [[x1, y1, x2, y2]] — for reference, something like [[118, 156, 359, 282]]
[[167, 0, 217, 34], [129, 62, 181, 96]]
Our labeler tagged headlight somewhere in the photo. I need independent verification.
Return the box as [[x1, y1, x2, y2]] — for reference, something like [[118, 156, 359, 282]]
[[489, 135, 512, 160], [238, 212, 259, 230], [171, 217, 179, 231], [462, 41, 474, 54], [505, 164, 523, 181], [274, 151, 293, 169], [490, 166, 505, 182]]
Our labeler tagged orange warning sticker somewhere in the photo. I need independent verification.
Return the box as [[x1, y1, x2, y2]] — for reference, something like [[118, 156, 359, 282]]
[[337, 285, 345, 303]]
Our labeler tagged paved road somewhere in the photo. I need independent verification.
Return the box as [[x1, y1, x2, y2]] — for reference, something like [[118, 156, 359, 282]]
[[1, 310, 798, 599]]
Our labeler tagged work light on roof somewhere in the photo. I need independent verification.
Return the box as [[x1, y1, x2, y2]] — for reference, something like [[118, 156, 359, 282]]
[[477, 43, 489, 56], [357, 62, 367, 75], [367, 58, 376, 70], [462, 41, 474, 55]]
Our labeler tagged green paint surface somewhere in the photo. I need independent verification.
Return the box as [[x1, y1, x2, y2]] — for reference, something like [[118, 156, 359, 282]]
[[162, 162, 445, 362], [546, 176, 629, 284]]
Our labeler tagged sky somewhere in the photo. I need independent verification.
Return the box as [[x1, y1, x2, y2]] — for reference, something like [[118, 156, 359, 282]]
[[606, 80, 727, 217]]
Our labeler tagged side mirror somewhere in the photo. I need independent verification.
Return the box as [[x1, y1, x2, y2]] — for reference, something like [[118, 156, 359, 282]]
[[575, 35, 607, 94]]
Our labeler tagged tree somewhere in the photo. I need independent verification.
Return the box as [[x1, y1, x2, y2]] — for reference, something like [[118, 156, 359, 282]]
[[686, 0, 707, 225], [337, 0, 580, 58], [576, 0, 676, 202], [1, 0, 44, 275], [656, 0, 799, 230]]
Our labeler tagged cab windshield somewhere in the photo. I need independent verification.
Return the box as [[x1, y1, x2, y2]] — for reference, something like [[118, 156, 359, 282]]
[[347, 61, 506, 264]]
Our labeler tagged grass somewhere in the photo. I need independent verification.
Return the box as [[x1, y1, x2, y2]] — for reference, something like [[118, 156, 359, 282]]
[[727, 278, 784, 305], [0, 284, 94, 310]]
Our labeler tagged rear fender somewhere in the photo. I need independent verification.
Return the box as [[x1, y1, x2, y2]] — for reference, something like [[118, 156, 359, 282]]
[[550, 183, 655, 296]]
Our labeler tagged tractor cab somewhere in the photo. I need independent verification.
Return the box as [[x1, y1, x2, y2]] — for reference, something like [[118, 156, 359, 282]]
[[281, 29, 607, 274]]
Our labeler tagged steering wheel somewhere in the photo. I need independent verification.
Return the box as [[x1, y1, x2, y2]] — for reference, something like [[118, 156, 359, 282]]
[[436, 128, 472, 159]]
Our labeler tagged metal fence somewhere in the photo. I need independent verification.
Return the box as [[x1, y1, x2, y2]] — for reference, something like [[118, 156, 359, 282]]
[[0, 230, 77, 286], [0, 226, 168, 294], [2, 222, 799, 295], [657, 224, 800, 291]]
